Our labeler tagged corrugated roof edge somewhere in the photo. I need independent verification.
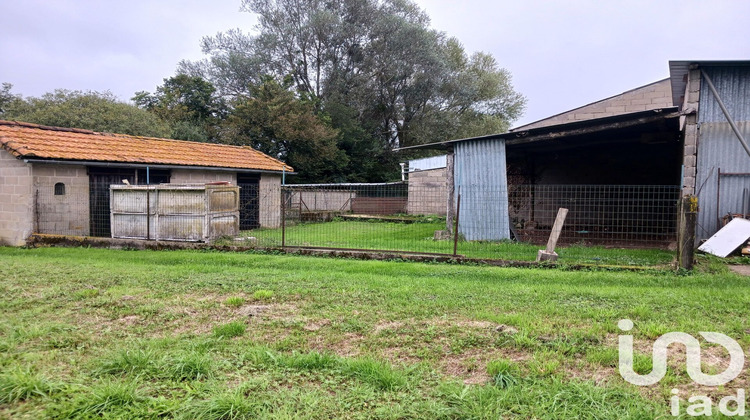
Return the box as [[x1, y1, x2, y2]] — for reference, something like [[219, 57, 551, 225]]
[[0, 119, 294, 173], [669, 60, 750, 111], [394, 107, 680, 151]]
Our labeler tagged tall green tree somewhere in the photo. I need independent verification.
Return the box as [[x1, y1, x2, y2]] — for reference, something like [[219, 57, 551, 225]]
[[133, 75, 226, 142], [0, 83, 20, 115], [0, 87, 171, 137], [222, 78, 347, 183], [178, 0, 525, 180]]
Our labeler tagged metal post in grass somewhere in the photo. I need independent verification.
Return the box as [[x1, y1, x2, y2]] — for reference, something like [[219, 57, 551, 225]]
[[146, 185, 151, 240], [446, 149, 455, 232], [453, 192, 461, 256], [281, 187, 286, 248]]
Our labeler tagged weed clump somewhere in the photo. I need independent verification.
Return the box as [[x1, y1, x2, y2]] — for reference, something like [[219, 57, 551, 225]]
[[213, 321, 247, 339]]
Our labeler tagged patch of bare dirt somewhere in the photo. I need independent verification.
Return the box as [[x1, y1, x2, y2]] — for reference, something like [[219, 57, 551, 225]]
[[373, 321, 405, 333], [307, 332, 362, 358], [598, 334, 750, 400], [428, 318, 498, 330], [442, 348, 530, 385], [494, 324, 519, 334], [117, 315, 140, 325], [237, 304, 272, 318], [303, 319, 331, 332], [729, 265, 750, 276], [237, 303, 298, 320]]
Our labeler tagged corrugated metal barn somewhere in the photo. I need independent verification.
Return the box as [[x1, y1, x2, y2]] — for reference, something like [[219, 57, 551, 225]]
[[671, 62, 750, 241], [399, 60, 750, 248]]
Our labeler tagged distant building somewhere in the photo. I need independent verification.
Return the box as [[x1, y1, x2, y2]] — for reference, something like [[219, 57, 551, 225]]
[[405, 156, 448, 216]]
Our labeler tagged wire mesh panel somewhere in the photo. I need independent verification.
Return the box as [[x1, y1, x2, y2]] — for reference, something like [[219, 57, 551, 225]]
[[229, 183, 680, 254], [507, 185, 679, 246], [32, 177, 679, 256], [283, 183, 453, 254]]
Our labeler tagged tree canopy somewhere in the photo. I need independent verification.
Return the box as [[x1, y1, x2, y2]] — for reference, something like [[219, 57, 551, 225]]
[[0, 86, 171, 138], [222, 77, 347, 183], [4, 0, 526, 183], [171, 0, 525, 181], [133, 74, 227, 142]]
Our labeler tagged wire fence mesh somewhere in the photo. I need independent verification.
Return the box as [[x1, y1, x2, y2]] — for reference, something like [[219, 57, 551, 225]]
[[33, 181, 679, 262], [508, 185, 680, 246]]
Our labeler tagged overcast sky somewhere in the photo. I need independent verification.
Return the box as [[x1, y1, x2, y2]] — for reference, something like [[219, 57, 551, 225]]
[[1, 0, 748, 128]]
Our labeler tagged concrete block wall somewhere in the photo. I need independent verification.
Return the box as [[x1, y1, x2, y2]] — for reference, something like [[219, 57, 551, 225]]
[[407, 167, 448, 216], [681, 69, 701, 196], [32, 164, 90, 236], [170, 169, 236, 184], [514, 79, 673, 131], [0, 149, 33, 246], [259, 174, 282, 228]]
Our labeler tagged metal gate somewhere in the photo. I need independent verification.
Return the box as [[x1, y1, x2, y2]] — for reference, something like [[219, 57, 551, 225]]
[[238, 174, 260, 230]]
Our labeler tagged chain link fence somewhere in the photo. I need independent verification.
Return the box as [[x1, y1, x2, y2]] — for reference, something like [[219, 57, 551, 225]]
[[33, 181, 679, 262]]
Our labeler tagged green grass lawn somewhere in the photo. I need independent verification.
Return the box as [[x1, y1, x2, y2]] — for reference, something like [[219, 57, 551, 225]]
[[238, 220, 675, 267], [0, 247, 747, 418]]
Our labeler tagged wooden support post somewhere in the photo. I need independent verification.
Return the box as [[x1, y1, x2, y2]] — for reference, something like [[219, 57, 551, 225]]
[[678, 195, 698, 270], [537, 208, 568, 262]]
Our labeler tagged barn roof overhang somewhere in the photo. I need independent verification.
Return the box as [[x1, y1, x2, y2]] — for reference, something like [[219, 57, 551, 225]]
[[395, 107, 681, 153], [669, 60, 750, 110]]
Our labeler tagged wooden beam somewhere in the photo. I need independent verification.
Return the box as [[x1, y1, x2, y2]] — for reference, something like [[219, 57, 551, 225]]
[[537, 208, 568, 262], [507, 112, 681, 147]]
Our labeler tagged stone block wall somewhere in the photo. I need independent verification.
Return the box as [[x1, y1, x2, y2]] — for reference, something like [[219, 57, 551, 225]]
[[681, 69, 701, 196], [170, 169, 236, 184], [407, 167, 449, 216], [32, 164, 90, 236], [514, 79, 673, 131], [0, 149, 34, 245]]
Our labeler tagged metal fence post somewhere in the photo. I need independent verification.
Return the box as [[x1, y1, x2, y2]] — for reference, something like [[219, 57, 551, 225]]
[[281, 187, 286, 248], [446, 149, 455, 232], [146, 186, 151, 240], [453, 192, 461, 256]]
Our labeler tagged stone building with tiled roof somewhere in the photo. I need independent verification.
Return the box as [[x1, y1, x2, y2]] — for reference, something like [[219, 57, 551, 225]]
[[0, 120, 293, 245]]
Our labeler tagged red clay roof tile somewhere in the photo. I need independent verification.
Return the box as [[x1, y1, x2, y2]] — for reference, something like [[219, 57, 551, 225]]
[[0, 120, 293, 172]]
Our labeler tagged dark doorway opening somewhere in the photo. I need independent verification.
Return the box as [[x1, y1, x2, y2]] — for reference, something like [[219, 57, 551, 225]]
[[88, 167, 171, 237], [238, 173, 261, 230]]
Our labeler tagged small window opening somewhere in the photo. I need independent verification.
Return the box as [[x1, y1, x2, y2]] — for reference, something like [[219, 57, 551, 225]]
[[54, 182, 65, 196]]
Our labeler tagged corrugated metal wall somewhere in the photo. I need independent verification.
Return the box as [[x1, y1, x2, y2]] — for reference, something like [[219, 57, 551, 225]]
[[408, 155, 447, 171], [698, 67, 750, 123], [695, 66, 750, 240], [454, 140, 510, 240]]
